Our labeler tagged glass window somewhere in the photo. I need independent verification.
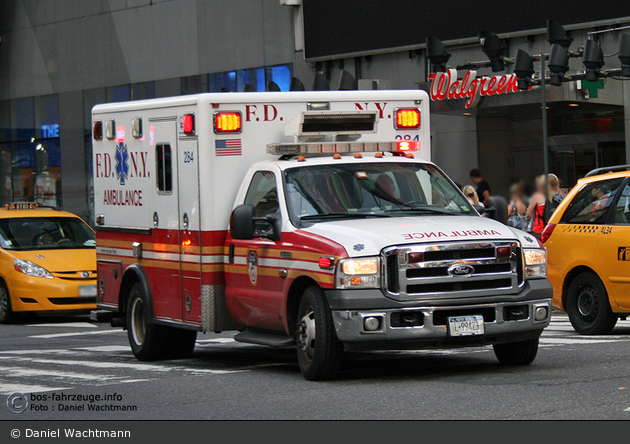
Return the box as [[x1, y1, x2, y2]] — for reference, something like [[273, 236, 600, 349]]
[[284, 162, 472, 225], [107, 85, 130, 103], [0, 216, 95, 250], [244, 171, 278, 217], [0, 101, 10, 143], [209, 71, 236, 93], [613, 183, 630, 225], [156, 144, 172, 193], [131, 82, 156, 101], [181, 75, 208, 95], [560, 178, 624, 225], [266, 65, 292, 91]]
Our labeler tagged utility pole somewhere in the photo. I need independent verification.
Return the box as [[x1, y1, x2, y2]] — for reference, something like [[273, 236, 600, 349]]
[[540, 52, 550, 222]]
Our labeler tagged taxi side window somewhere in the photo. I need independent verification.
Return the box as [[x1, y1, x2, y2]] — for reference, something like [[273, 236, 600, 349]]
[[613, 183, 630, 225], [244, 171, 278, 218], [156, 144, 172, 193], [560, 178, 624, 225]]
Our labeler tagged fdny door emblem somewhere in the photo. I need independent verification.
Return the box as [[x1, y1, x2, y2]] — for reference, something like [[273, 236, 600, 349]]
[[448, 264, 475, 277], [115, 142, 130, 185], [248, 250, 258, 286]]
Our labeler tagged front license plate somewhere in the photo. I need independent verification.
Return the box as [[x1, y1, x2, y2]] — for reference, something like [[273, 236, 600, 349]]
[[448, 315, 484, 337], [79, 285, 97, 298]]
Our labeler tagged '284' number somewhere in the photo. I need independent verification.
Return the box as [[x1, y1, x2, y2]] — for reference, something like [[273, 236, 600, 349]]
[[183, 151, 194, 163], [395, 135, 420, 141]]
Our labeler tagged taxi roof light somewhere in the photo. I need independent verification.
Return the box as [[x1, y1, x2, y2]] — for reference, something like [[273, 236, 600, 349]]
[[395, 108, 421, 129], [214, 111, 242, 133]]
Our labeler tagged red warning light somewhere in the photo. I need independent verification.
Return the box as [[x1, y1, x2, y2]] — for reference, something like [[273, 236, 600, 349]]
[[397, 141, 420, 151], [183, 114, 195, 134]]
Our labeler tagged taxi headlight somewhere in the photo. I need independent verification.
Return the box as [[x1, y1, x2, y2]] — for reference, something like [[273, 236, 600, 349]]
[[337, 257, 380, 289], [13, 259, 54, 279], [523, 249, 546, 279]]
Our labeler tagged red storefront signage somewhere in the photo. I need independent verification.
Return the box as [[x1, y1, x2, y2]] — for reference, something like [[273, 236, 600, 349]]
[[428, 69, 522, 109]]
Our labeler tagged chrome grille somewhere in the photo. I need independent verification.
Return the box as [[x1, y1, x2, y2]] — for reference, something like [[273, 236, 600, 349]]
[[382, 241, 523, 301]]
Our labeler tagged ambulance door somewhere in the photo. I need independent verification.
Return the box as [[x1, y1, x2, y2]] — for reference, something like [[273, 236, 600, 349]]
[[149, 120, 182, 320], [178, 138, 202, 323]]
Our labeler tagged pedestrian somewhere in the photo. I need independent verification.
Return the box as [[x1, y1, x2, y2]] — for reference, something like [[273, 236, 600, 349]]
[[469, 169, 491, 206], [507, 183, 529, 231], [462, 185, 480, 206], [526, 173, 566, 239]]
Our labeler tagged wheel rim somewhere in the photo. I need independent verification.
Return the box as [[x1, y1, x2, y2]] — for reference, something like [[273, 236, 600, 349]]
[[297, 306, 316, 361], [130, 297, 146, 346], [0, 287, 8, 320], [576, 285, 599, 323]]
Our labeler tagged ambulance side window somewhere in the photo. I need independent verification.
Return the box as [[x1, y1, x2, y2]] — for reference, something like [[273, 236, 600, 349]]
[[244, 171, 278, 218], [156, 144, 172, 194]]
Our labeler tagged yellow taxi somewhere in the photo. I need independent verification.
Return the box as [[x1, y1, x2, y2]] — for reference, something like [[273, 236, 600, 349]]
[[0, 203, 96, 323], [542, 166, 630, 334]]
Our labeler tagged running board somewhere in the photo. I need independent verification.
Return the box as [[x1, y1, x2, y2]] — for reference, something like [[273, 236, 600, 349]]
[[234, 329, 295, 347]]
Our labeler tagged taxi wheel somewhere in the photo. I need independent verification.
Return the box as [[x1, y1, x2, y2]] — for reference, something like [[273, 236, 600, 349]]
[[566, 272, 617, 335], [0, 282, 14, 324], [126, 282, 169, 361], [295, 286, 342, 381], [493, 338, 539, 365]]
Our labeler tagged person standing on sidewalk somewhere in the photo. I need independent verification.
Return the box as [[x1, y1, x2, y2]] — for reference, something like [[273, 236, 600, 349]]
[[469, 169, 491, 206]]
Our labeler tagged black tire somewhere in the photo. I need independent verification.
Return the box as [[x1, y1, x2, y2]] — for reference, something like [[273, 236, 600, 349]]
[[0, 282, 14, 324], [493, 338, 539, 365], [295, 286, 342, 381], [566, 272, 617, 335], [126, 282, 169, 361], [162, 328, 197, 359]]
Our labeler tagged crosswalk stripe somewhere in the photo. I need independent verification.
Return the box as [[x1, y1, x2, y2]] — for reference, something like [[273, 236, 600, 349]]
[[29, 330, 124, 339]]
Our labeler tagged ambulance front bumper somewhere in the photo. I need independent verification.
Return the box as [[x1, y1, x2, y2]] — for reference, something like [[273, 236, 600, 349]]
[[326, 279, 552, 349]]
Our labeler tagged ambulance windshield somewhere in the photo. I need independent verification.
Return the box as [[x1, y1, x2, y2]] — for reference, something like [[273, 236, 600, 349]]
[[0, 217, 96, 250], [284, 162, 474, 225]]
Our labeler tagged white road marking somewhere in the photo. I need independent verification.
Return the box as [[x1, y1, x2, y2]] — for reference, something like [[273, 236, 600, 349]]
[[75, 345, 130, 353], [0, 366, 122, 382], [0, 384, 69, 396], [0, 356, 172, 372], [196, 338, 237, 344], [26, 322, 98, 328], [29, 330, 123, 339]]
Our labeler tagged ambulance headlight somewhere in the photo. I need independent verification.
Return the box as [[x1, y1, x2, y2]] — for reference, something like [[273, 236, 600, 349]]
[[523, 249, 547, 279], [336, 257, 380, 289]]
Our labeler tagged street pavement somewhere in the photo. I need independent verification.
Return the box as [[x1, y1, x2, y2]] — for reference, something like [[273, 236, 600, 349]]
[[1, 312, 630, 420]]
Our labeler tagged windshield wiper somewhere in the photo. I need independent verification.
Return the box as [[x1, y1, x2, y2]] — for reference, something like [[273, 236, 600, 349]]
[[300, 213, 391, 222], [384, 206, 462, 215]]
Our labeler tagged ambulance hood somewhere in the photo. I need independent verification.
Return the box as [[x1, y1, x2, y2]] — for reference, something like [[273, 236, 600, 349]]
[[300, 215, 539, 257]]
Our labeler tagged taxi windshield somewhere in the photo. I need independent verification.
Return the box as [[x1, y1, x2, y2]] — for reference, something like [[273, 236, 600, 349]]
[[284, 162, 474, 224], [0, 217, 96, 250]]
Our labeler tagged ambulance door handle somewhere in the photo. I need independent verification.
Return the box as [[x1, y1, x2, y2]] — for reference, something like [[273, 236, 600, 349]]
[[183, 213, 189, 230]]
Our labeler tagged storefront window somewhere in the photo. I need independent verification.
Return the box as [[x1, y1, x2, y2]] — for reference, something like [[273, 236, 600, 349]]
[[131, 82, 156, 101], [181, 75, 208, 95], [83, 88, 107, 227], [209, 64, 293, 93]]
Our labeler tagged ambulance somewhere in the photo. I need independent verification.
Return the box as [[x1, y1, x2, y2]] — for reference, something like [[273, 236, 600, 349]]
[[92, 90, 552, 380]]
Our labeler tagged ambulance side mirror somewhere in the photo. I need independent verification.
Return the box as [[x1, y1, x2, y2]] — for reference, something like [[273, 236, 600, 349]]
[[231, 205, 282, 242]]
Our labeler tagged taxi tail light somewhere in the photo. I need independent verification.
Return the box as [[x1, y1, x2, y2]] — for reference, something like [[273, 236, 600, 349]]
[[214, 112, 242, 133], [93, 121, 103, 140], [395, 108, 421, 129], [397, 141, 420, 152], [183, 114, 195, 135], [541, 224, 556, 244]]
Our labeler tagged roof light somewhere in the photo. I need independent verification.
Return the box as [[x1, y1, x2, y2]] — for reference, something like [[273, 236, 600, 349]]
[[105, 120, 116, 140], [5, 202, 38, 210], [333, 153, 342, 159], [297, 156, 306, 162], [93, 121, 103, 140], [397, 141, 420, 151], [183, 114, 195, 135], [214, 111, 242, 133], [394, 109, 421, 129], [375, 152, 384, 158], [354, 153, 363, 158], [405, 152, 415, 158], [132, 117, 143, 139]]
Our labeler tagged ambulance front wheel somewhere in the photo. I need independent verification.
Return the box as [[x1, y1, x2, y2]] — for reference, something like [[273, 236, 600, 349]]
[[127, 282, 168, 361], [295, 286, 342, 381]]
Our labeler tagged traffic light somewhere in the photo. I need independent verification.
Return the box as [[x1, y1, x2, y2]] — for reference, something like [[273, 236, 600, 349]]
[[619, 34, 630, 77], [313, 72, 330, 91], [548, 44, 569, 86], [338, 70, 357, 90], [582, 40, 604, 82], [547, 20, 573, 49], [479, 30, 506, 72], [514, 49, 535, 90], [426, 36, 451, 73]]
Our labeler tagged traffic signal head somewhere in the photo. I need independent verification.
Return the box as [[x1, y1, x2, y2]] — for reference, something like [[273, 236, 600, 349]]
[[514, 50, 535, 90], [583, 40, 604, 82], [426, 36, 451, 73], [547, 20, 573, 49], [548, 44, 569, 86], [479, 30, 506, 72], [619, 34, 630, 77]]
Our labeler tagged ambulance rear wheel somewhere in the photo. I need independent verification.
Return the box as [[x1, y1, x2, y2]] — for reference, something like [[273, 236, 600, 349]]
[[295, 286, 342, 381], [127, 282, 168, 361]]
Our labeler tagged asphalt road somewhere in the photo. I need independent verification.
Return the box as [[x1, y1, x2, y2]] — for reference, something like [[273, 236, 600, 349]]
[[1, 312, 630, 420]]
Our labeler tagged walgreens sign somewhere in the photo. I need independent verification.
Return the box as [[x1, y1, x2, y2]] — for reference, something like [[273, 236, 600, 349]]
[[428, 69, 523, 109]]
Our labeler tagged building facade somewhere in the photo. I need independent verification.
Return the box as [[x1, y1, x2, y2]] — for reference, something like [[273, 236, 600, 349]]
[[1, 0, 629, 222]]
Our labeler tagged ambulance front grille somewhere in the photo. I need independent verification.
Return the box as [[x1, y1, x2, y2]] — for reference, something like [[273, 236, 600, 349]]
[[382, 241, 523, 301]]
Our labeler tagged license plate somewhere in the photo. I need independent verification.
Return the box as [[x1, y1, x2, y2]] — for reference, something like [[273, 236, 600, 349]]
[[79, 285, 97, 298], [448, 315, 484, 337]]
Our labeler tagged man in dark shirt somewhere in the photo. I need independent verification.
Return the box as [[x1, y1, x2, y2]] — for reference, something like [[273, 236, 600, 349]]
[[470, 169, 491, 206]]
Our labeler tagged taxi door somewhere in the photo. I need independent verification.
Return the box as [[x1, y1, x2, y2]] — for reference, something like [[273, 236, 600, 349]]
[[598, 179, 630, 310], [225, 169, 290, 331]]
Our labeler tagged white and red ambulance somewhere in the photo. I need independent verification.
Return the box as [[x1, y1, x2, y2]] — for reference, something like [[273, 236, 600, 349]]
[[92, 90, 552, 380]]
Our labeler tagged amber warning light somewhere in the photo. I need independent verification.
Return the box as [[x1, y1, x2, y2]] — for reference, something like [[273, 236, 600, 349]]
[[214, 112, 242, 133], [395, 109, 420, 129]]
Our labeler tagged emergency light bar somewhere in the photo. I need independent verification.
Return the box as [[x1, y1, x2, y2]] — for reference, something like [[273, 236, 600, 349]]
[[267, 141, 420, 156]]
